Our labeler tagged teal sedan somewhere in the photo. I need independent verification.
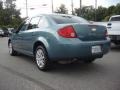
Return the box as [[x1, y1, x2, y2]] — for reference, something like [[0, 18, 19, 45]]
[[8, 14, 110, 70]]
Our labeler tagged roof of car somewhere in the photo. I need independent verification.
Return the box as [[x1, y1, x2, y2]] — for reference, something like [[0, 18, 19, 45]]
[[30, 13, 74, 18], [111, 15, 120, 18]]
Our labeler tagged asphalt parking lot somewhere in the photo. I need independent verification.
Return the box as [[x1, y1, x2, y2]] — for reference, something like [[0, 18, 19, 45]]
[[0, 37, 120, 90]]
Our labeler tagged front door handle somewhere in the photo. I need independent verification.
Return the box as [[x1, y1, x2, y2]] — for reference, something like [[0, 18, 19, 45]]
[[32, 32, 36, 36]]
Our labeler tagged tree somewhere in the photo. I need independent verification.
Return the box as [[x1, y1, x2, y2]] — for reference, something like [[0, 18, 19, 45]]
[[0, 0, 22, 28], [55, 4, 68, 14], [75, 6, 95, 21], [75, 3, 120, 21], [5, 0, 16, 8], [107, 5, 116, 16], [96, 6, 107, 21], [114, 3, 120, 15], [0, 1, 3, 10]]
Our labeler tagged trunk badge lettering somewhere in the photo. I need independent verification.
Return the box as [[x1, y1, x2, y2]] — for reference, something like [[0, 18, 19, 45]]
[[92, 28, 96, 32]]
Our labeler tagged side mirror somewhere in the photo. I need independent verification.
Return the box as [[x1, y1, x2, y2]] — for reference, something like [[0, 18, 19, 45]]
[[107, 23, 112, 26]]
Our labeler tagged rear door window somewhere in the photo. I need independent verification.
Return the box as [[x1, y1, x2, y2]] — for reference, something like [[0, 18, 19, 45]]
[[38, 17, 49, 28], [27, 17, 41, 30]]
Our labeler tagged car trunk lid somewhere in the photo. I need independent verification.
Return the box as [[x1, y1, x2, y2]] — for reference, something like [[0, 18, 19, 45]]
[[72, 24, 107, 41]]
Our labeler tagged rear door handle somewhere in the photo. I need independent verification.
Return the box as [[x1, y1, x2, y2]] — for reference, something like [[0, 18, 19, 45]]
[[32, 34, 35, 36], [32, 32, 36, 36]]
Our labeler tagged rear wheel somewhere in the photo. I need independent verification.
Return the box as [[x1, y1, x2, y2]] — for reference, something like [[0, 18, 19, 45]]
[[8, 42, 17, 56], [35, 46, 50, 71], [114, 41, 120, 45], [1, 35, 3, 37]]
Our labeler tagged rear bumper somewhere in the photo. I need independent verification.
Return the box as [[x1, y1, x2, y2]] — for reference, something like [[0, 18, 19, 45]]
[[48, 39, 110, 61]]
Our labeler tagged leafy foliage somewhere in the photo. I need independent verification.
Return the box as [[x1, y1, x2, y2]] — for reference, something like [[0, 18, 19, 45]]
[[54, 4, 68, 14], [0, 0, 22, 29], [75, 3, 120, 21], [75, 6, 95, 21]]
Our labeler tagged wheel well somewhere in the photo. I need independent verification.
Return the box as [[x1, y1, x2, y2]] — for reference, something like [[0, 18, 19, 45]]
[[33, 41, 46, 55]]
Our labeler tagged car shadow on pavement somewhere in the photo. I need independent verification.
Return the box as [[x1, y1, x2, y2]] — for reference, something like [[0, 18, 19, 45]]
[[15, 53, 36, 65], [111, 45, 120, 52], [14, 54, 105, 74], [50, 61, 104, 72]]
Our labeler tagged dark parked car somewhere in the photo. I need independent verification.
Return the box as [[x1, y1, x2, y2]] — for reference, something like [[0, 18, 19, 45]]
[[8, 14, 110, 70], [0, 29, 4, 37], [2, 27, 9, 37]]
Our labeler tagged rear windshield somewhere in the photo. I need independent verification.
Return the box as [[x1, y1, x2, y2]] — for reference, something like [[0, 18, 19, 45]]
[[110, 17, 120, 21], [50, 15, 89, 24]]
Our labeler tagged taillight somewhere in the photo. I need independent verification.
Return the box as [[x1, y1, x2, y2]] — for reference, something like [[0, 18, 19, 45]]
[[58, 26, 77, 38]]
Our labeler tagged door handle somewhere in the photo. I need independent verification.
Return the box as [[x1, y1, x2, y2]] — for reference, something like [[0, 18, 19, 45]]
[[32, 33, 36, 36], [32, 34, 35, 36]]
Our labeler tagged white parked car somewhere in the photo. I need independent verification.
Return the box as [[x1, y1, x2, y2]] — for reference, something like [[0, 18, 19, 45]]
[[107, 15, 120, 45], [0, 29, 4, 37]]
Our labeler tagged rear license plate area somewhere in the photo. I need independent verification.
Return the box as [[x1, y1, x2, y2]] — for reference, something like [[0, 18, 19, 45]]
[[91, 45, 102, 54]]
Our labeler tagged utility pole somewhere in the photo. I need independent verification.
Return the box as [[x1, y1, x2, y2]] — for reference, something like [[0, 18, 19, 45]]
[[51, 0, 54, 13], [26, 0, 28, 17], [95, 0, 97, 21], [80, 0, 82, 16], [71, 0, 74, 15]]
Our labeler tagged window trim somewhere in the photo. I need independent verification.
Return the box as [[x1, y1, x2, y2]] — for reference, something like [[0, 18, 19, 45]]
[[16, 18, 31, 33]]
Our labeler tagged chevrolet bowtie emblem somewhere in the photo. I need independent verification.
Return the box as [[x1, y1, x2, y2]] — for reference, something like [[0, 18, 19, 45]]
[[92, 28, 96, 31]]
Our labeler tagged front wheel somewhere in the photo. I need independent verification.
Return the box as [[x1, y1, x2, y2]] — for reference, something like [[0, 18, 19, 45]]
[[114, 41, 120, 45], [35, 46, 50, 71], [8, 42, 17, 56]]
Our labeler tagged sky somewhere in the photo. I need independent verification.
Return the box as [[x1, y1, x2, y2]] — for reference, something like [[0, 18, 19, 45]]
[[15, 0, 120, 17]]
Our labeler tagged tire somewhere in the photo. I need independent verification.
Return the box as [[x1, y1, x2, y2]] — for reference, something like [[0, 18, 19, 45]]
[[8, 42, 17, 56], [35, 45, 50, 71], [83, 58, 95, 63], [114, 41, 120, 45], [0, 35, 3, 37]]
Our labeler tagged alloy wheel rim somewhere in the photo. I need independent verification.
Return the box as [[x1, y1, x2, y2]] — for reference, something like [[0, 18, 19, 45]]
[[36, 49, 45, 68], [9, 43, 12, 54]]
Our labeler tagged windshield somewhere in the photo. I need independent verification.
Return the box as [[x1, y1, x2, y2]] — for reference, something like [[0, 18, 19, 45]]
[[50, 15, 89, 24], [110, 16, 120, 21]]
